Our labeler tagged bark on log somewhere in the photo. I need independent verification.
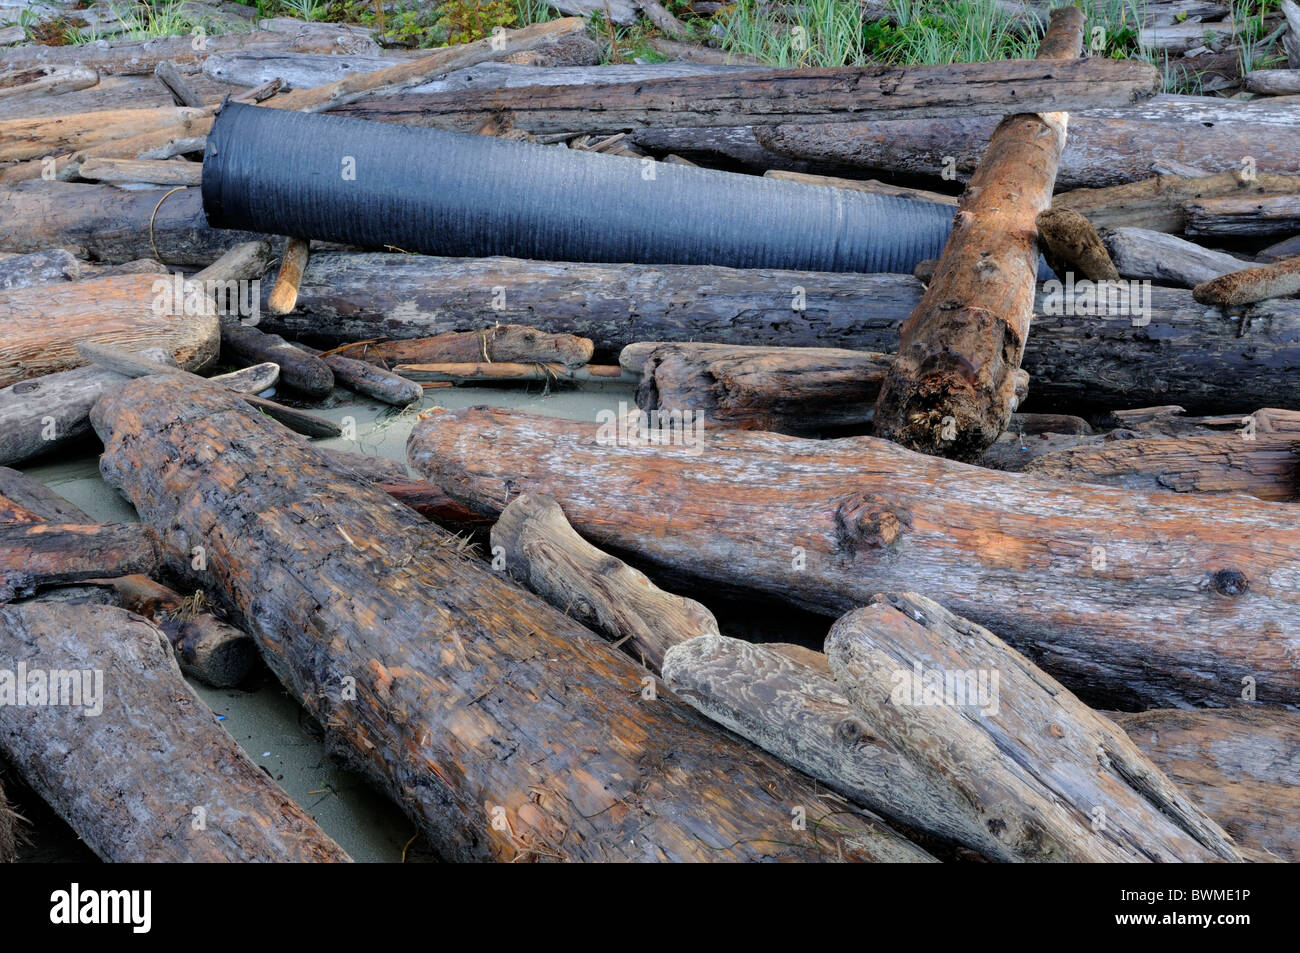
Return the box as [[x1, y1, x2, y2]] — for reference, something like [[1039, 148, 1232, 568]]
[[872, 5, 1081, 460], [1034, 207, 1118, 281], [1111, 707, 1300, 862], [0, 601, 351, 861], [91, 375, 932, 863], [267, 253, 1300, 414], [1185, 193, 1300, 237], [0, 182, 268, 267], [1103, 226, 1249, 286], [1193, 256, 1300, 306], [337, 57, 1159, 134], [0, 248, 80, 290], [0, 522, 162, 602], [823, 592, 1241, 862], [491, 493, 719, 672], [0, 274, 218, 388], [407, 407, 1300, 709], [755, 96, 1300, 190]]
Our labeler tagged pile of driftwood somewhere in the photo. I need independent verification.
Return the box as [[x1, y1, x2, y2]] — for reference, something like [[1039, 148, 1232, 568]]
[[1, 5, 1298, 863]]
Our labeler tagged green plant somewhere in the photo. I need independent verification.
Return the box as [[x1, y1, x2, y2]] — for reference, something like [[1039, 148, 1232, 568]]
[[436, 0, 518, 45], [280, 0, 329, 21]]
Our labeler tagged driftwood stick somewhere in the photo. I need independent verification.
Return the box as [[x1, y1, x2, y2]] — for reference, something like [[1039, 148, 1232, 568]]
[[267, 236, 310, 314], [393, 362, 631, 384], [219, 323, 334, 398], [298, 344, 421, 406], [1102, 226, 1248, 286], [824, 592, 1241, 862], [491, 493, 719, 672], [337, 326, 595, 368], [871, 6, 1083, 460], [154, 60, 204, 108]]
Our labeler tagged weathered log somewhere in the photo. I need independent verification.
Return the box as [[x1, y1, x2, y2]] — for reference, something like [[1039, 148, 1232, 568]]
[[1194, 256, 1300, 305], [268, 236, 310, 314], [1034, 207, 1118, 281], [1054, 169, 1300, 232], [1260, 233, 1300, 261], [823, 592, 1241, 862], [0, 248, 80, 290], [299, 344, 421, 406], [756, 96, 1300, 190], [0, 522, 161, 602], [192, 238, 273, 285], [1285, 0, 1300, 67], [1023, 430, 1299, 501], [0, 274, 218, 388], [0, 468, 94, 523], [92, 375, 931, 862], [394, 362, 630, 385], [320, 449, 490, 529], [77, 341, 342, 438], [0, 66, 99, 103], [491, 493, 719, 672], [408, 407, 1300, 709], [1103, 226, 1248, 286], [872, 5, 1081, 459], [0, 181, 267, 266], [1245, 68, 1300, 94], [154, 60, 204, 108], [1185, 193, 1300, 237], [268, 252, 1300, 413], [338, 57, 1160, 134], [1111, 707, 1300, 862], [0, 105, 211, 163], [77, 156, 202, 186], [220, 320, 334, 398], [333, 326, 595, 368], [0, 601, 351, 861]]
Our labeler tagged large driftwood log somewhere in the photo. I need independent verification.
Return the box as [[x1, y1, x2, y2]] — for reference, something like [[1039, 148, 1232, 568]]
[[0, 601, 350, 861], [408, 407, 1300, 709], [755, 96, 1300, 190], [1185, 193, 1300, 237], [823, 593, 1240, 862], [0, 105, 211, 163], [267, 253, 1300, 413], [91, 375, 931, 863], [0, 274, 218, 388], [1054, 170, 1300, 233], [872, 6, 1081, 460], [337, 57, 1159, 134], [1103, 226, 1249, 286], [491, 493, 719, 672], [0, 181, 267, 266], [1111, 707, 1300, 862]]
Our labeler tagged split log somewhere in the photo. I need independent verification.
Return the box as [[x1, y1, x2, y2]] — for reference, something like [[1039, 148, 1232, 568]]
[[77, 156, 202, 186], [1185, 193, 1300, 237], [333, 326, 595, 368], [0, 66, 99, 102], [1054, 169, 1300, 232], [220, 321, 334, 398], [268, 253, 1300, 413], [1111, 707, 1300, 862], [0, 601, 351, 862], [337, 57, 1160, 134], [408, 407, 1300, 709], [1194, 257, 1300, 306], [0, 182, 268, 267], [1245, 68, 1300, 94], [299, 344, 421, 406], [823, 593, 1241, 862], [1022, 431, 1299, 501], [91, 375, 931, 863], [872, 5, 1082, 459], [267, 236, 310, 314], [1103, 226, 1249, 286], [1034, 208, 1117, 280], [755, 95, 1300, 190], [0, 274, 219, 388], [0, 522, 161, 602], [491, 493, 719, 672], [0, 248, 80, 290]]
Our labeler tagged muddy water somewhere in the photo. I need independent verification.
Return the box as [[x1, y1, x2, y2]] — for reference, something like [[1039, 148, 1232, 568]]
[[19, 380, 637, 862]]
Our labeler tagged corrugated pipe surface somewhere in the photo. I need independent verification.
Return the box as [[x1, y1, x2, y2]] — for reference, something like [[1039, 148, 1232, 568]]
[[203, 103, 963, 275]]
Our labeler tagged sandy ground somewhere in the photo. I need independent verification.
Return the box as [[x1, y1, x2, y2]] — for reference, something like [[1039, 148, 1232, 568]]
[[13, 379, 638, 862]]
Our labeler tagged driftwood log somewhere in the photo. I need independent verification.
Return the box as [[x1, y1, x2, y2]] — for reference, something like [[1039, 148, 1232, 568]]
[[269, 253, 1300, 413], [1103, 227, 1248, 286], [0, 601, 350, 861], [408, 407, 1300, 709], [335, 326, 595, 368], [1034, 207, 1117, 281], [491, 493, 719, 672], [0, 521, 161, 602], [1054, 170, 1300, 233], [1185, 194, 1300, 237], [872, 7, 1080, 459], [91, 375, 932, 863], [1193, 257, 1300, 306], [0, 249, 81, 290]]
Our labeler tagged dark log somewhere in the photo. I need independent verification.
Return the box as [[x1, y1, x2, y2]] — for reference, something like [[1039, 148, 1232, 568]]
[[0, 522, 161, 602], [491, 493, 718, 672], [1259, 233, 1300, 261], [338, 57, 1160, 134], [0, 249, 80, 290], [408, 406, 1300, 709], [755, 96, 1300, 190], [0, 601, 351, 861], [1103, 226, 1248, 286], [267, 252, 1300, 414], [872, 6, 1081, 460], [92, 375, 932, 863], [0, 777, 17, 862], [299, 345, 421, 406], [1193, 256, 1300, 306], [823, 592, 1240, 861], [0, 181, 268, 267], [1111, 707, 1300, 862], [1185, 193, 1300, 237], [220, 320, 334, 398]]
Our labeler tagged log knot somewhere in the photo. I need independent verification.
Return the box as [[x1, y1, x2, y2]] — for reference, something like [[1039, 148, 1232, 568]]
[[833, 492, 911, 554], [1210, 569, 1249, 597]]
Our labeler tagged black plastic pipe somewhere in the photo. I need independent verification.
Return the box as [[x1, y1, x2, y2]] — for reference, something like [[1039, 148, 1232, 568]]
[[203, 103, 965, 275]]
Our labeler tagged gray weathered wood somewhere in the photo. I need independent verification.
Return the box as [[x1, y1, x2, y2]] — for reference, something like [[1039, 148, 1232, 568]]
[[0, 248, 80, 290], [1103, 226, 1250, 286]]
